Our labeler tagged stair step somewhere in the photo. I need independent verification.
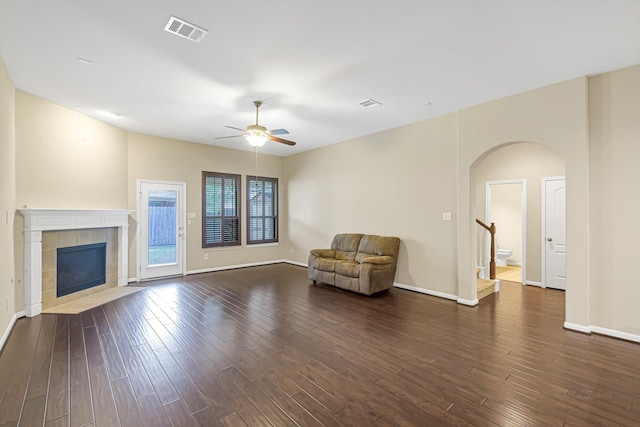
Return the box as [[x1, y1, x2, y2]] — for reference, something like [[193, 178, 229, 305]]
[[477, 278, 497, 300]]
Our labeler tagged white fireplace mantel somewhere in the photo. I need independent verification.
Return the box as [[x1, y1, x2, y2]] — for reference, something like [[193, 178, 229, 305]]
[[19, 208, 133, 317]]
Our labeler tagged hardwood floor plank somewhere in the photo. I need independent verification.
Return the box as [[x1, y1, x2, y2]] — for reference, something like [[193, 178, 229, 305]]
[[117, 337, 156, 397], [83, 326, 104, 370], [52, 315, 69, 354], [2, 265, 640, 426], [45, 415, 69, 427], [98, 332, 127, 381], [218, 412, 247, 427], [25, 315, 56, 400], [134, 344, 180, 405], [69, 355, 93, 427], [162, 400, 196, 426], [252, 376, 324, 427], [88, 363, 119, 427], [68, 315, 85, 359], [190, 406, 226, 427], [45, 350, 69, 422], [0, 318, 42, 425], [138, 392, 172, 427], [111, 377, 145, 427], [218, 366, 297, 427], [289, 389, 342, 427], [153, 347, 208, 414], [20, 395, 46, 426]]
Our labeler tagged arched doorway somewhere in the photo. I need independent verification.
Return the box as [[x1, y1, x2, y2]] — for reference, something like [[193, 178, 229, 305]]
[[473, 142, 565, 290], [453, 77, 591, 331]]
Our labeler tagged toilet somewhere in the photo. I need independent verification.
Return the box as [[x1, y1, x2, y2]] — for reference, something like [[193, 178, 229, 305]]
[[496, 249, 512, 266]]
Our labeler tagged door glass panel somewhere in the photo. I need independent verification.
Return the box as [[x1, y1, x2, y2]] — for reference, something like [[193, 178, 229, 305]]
[[148, 189, 177, 266]]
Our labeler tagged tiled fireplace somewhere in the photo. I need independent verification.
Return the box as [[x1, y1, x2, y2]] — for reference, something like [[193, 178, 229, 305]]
[[19, 209, 132, 317]]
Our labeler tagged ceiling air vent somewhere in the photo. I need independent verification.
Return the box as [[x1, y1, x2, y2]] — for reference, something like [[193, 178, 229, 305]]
[[164, 16, 207, 43], [358, 98, 383, 108]]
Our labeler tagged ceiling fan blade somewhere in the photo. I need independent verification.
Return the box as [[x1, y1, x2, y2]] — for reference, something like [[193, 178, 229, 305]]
[[269, 128, 289, 135], [214, 134, 245, 140], [270, 136, 296, 146], [225, 125, 246, 132]]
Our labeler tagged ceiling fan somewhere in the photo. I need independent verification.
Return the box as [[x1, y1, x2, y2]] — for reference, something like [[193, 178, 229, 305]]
[[215, 100, 296, 147]]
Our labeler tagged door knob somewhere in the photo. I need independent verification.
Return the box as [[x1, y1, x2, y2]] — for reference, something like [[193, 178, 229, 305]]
[[547, 237, 553, 242]]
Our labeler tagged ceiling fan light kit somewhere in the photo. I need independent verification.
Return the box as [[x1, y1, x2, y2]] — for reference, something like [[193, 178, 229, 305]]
[[215, 100, 297, 147], [245, 129, 270, 147]]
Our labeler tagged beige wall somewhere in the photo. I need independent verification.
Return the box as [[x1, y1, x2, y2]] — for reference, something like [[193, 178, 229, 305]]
[[13, 91, 128, 311], [127, 133, 286, 278], [474, 143, 565, 282], [284, 114, 459, 296], [457, 78, 590, 323], [0, 57, 16, 336], [4, 61, 640, 341], [589, 64, 640, 336], [15, 91, 128, 210]]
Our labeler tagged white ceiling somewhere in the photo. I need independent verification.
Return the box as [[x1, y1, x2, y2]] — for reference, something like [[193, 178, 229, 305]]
[[1, 1, 639, 157]]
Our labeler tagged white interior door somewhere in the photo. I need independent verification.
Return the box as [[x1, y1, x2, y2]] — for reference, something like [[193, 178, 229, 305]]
[[139, 181, 185, 280], [543, 177, 566, 290]]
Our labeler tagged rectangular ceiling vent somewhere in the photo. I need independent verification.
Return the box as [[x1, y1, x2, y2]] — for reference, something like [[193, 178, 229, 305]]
[[164, 16, 207, 43], [358, 98, 383, 108]]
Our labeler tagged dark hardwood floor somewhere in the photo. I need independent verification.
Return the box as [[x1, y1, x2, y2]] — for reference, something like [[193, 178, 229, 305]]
[[1, 264, 639, 426]]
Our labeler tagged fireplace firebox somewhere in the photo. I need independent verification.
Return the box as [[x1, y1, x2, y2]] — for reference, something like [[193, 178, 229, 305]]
[[57, 242, 107, 297]]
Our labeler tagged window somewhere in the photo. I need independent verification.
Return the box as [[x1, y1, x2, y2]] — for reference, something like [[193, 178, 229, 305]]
[[247, 176, 278, 244], [202, 172, 240, 247]]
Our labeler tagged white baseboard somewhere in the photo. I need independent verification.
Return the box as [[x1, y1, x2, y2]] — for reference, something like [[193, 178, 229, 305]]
[[283, 259, 308, 268], [507, 262, 522, 267], [187, 259, 304, 276], [457, 297, 479, 306], [589, 325, 640, 343], [563, 322, 640, 343], [394, 282, 457, 301], [1, 311, 26, 352], [563, 322, 592, 334], [525, 280, 543, 287], [393, 283, 480, 307]]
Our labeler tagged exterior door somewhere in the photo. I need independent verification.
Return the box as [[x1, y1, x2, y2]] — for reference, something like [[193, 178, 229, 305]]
[[139, 181, 185, 280], [543, 177, 566, 290]]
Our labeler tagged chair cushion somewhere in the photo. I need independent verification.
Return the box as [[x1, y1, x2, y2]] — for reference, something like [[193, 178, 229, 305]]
[[331, 234, 364, 261], [335, 261, 360, 278], [314, 257, 336, 272], [355, 235, 400, 263]]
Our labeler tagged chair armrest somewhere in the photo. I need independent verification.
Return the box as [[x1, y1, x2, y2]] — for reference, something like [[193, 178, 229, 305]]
[[360, 255, 394, 265], [310, 248, 336, 258]]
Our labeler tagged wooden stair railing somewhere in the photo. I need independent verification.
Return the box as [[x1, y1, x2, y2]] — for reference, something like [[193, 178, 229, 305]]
[[476, 219, 496, 280]]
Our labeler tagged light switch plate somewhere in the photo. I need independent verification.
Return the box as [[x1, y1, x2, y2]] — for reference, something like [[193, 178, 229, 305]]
[[187, 212, 197, 219], [442, 212, 452, 221]]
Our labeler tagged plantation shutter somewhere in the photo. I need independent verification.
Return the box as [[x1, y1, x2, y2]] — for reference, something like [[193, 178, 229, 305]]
[[203, 172, 240, 247], [247, 176, 278, 244]]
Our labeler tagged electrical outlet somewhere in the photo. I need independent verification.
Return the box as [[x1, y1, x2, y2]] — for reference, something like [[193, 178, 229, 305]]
[[204, 253, 209, 260]]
